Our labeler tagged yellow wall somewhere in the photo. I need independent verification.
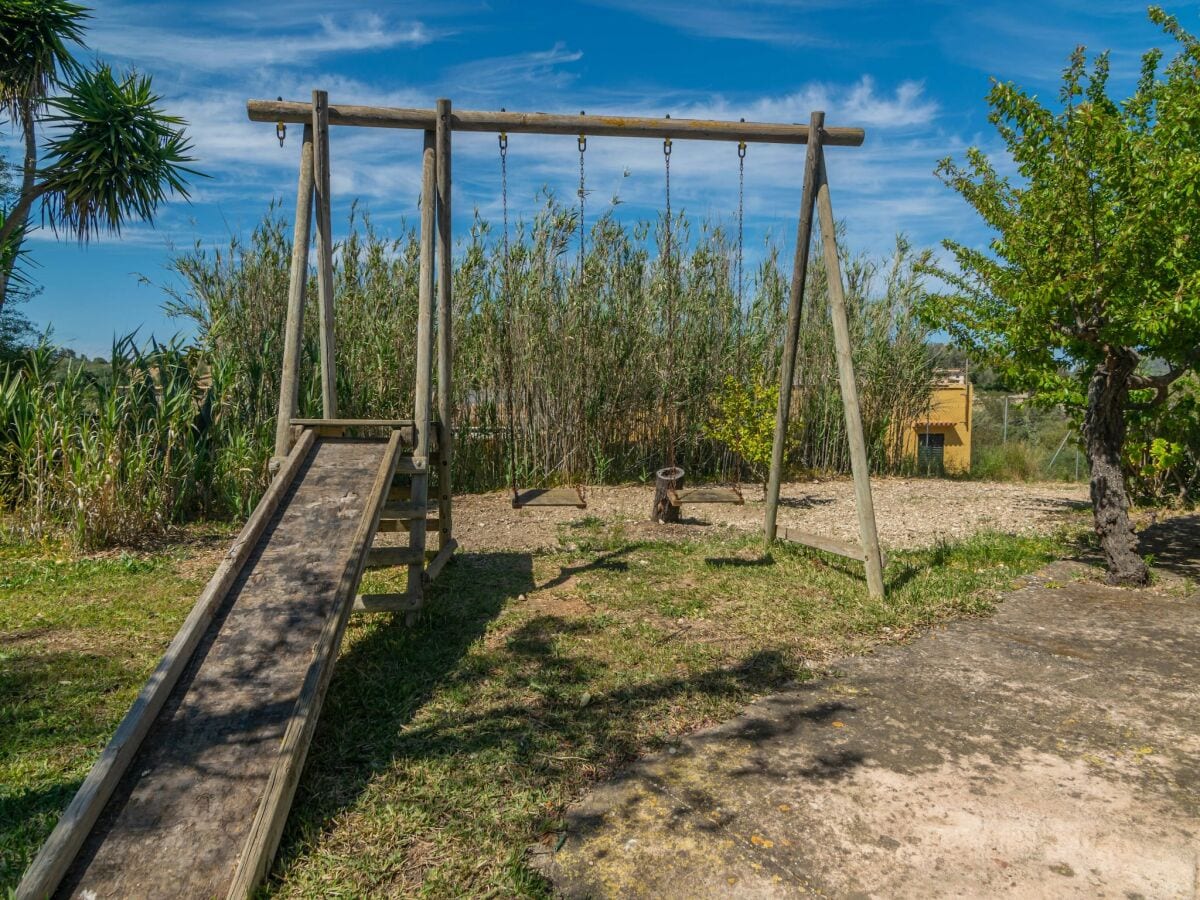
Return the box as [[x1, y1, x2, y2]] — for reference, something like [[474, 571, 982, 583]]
[[900, 380, 973, 472]]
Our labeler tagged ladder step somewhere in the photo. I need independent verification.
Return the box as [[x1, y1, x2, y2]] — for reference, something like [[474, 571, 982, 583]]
[[668, 487, 744, 506], [353, 591, 422, 614], [366, 546, 425, 567], [376, 517, 440, 534], [380, 501, 429, 520], [394, 456, 428, 475], [513, 487, 587, 509]]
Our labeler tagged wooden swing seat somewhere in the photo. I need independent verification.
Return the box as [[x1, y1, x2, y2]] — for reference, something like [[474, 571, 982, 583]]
[[667, 486, 744, 506], [512, 486, 587, 509]]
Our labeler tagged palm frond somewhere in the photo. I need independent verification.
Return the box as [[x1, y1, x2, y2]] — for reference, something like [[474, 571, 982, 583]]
[[38, 64, 202, 242], [0, 0, 89, 120]]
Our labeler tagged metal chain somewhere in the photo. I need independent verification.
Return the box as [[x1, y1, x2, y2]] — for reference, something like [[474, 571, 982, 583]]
[[663, 137, 672, 273], [575, 132, 589, 490], [498, 131, 519, 500], [737, 141, 746, 305], [499, 132, 509, 262], [577, 134, 586, 284]]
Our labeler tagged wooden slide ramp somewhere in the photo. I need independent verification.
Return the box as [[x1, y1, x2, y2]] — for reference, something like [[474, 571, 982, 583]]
[[19, 432, 402, 900]]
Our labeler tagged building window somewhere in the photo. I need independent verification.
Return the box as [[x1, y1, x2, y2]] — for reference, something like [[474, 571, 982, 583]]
[[917, 432, 945, 475]]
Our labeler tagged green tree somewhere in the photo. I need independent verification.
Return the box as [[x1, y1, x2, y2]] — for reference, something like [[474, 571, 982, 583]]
[[921, 8, 1200, 585], [0, 1, 198, 317]]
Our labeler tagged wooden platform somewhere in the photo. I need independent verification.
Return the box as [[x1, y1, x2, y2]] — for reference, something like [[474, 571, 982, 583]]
[[22, 436, 398, 899], [513, 487, 587, 509], [668, 486, 744, 506]]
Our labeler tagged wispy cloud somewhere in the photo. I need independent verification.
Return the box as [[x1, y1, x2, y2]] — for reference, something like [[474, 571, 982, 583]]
[[443, 43, 585, 97], [584, 0, 865, 45], [89, 11, 440, 73]]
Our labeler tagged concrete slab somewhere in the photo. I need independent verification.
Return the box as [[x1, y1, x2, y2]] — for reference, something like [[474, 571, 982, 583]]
[[535, 559, 1200, 898]]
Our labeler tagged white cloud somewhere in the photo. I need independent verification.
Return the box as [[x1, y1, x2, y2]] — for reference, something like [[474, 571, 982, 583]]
[[88, 11, 439, 73], [584, 0, 865, 45]]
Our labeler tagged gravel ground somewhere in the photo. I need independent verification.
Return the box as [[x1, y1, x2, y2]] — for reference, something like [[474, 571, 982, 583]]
[[448, 478, 1091, 553]]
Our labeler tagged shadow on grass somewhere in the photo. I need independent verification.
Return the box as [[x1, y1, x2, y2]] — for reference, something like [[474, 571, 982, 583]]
[[0, 648, 137, 890], [540, 547, 633, 591], [273, 548, 803, 891], [705, 554, 776, 568]]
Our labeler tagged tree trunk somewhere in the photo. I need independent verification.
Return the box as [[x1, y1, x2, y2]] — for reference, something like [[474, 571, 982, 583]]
[[1082, 352, 1149, 585], [0, 103, 42, 318], [652, 466, 684, 524]]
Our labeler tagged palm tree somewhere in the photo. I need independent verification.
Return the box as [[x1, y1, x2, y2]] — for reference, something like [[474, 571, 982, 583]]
[[0, 0, 199, 317]]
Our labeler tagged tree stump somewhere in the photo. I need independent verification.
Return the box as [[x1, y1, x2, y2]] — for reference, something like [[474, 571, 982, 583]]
[[652, 466, 685, 523]]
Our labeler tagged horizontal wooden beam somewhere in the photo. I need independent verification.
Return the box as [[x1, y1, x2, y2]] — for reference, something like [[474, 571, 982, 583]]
[[366, 546, 425, 568], [780, 527, 889, 568], [292, 417, 416, 428], [353, 591, 422, 614], [375, 517, 439, 534], [248, 99, 865, 147]]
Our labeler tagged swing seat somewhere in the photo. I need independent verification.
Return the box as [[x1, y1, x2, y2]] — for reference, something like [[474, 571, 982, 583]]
[[512, 486, 587, 509], [667, 485, 744, 506]]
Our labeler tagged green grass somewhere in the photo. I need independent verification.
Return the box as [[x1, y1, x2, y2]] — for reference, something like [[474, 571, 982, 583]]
[[0, 525, 1070, 895], [0, 533, 228, 887]]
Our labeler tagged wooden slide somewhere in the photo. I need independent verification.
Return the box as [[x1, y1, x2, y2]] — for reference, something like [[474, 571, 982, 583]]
[[17, 430, 404, 900]]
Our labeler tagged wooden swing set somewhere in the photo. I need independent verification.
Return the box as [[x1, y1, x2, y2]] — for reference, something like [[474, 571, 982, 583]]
[[248, 94, 886, 600]]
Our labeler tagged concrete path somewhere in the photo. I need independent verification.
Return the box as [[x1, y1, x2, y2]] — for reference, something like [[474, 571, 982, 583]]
[[536, 528, 1200, 898]]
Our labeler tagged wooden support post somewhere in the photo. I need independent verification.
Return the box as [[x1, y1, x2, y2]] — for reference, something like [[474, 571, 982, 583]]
[[435, 98, 454, 553], [312, 89, 338, 418], [814, 147, 886, 599], [765, 110, 824, 543], [407, 130, 437, 602], [272, 124, 315, 463]]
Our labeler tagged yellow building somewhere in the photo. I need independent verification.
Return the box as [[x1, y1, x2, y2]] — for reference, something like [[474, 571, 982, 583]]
[[901, 369, 974, 473]]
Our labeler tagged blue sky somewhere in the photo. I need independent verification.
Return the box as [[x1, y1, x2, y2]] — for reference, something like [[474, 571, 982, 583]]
[[5, 0, 1196, 357]]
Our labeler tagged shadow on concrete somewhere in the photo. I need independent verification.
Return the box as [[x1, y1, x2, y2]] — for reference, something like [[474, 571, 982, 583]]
[[1139, 513, 1200, 579]]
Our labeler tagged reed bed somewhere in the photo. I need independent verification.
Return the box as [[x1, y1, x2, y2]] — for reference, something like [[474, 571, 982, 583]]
[[1, 199, 935, 547]]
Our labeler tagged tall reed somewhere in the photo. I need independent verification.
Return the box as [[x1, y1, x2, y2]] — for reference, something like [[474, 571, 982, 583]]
[[1, 198, 937, 547]]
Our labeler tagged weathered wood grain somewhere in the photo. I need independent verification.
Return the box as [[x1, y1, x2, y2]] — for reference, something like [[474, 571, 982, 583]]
[[272, 124, 315, 461], [312, 90, 337, 418], [435, 99, 455, 552], [780, 527, 889, 568], [407, 130, 437, 601], [53, 438, 392, 899], [765, 110, 824, 542], [227, 431, 403, 898], [815, 147, 886, 598], [247, 99, 866, 146], [352, 591, 421, 614], [15, 431, 315, 900]]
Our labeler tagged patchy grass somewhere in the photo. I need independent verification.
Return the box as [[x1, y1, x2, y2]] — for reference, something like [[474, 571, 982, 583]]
[[0, 532, 229, 888], [0, 525, 1068, 895]]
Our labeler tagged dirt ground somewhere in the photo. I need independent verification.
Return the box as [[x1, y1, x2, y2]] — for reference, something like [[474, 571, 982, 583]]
[[535, 517, 1200, 898], [451, 478, 1091, 553]]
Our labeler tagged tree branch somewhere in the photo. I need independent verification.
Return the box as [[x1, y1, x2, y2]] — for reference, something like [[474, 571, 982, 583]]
[[1128, 346, 1200, 391]]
